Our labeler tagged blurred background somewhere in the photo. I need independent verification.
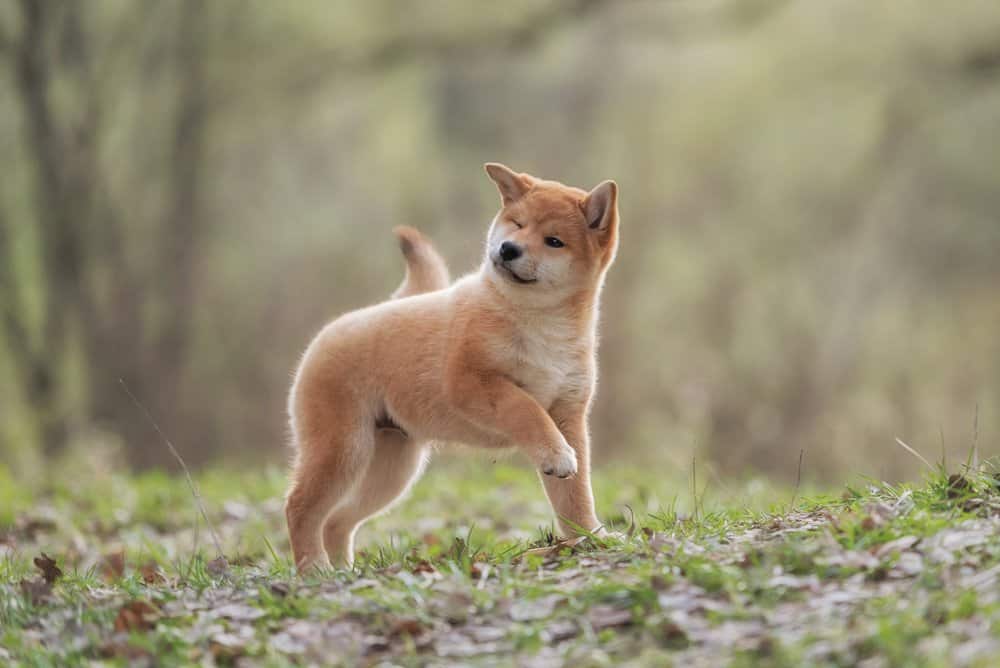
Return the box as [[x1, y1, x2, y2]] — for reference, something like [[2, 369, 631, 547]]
[[1, 0, 998, 485]]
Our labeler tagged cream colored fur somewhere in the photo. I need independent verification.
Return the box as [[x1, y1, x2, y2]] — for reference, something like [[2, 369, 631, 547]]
[[285, 164, 620, 571]]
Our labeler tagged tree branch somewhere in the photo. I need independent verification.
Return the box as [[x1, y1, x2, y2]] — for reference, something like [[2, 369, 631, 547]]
[[212, 0, 613, 113]]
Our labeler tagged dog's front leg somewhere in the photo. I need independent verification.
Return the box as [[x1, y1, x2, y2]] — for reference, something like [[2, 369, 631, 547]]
[[539, 400, 601, 537], [445, 371, 577, 478]]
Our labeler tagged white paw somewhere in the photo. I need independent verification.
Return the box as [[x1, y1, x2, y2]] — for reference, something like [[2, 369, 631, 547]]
[[539, 440, 578, 479]]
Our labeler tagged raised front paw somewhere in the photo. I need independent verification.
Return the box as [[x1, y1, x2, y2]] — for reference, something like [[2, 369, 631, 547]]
[[538, 440, 578, 479]]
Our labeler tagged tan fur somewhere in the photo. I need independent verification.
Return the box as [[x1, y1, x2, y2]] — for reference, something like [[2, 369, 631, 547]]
[[285, 164, 620, 571]]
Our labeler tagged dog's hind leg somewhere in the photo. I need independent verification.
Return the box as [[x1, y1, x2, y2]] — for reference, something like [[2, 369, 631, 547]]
[[285, 423, 374, 573], [322, 428, 429, 567]]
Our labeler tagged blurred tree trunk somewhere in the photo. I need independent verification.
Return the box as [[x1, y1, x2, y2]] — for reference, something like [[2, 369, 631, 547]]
[[3, 0, 211, 466], [7, 0, 79, 456]]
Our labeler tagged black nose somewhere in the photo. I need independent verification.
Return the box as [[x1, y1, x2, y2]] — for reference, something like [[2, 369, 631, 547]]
[[499, 241, 522, 262]]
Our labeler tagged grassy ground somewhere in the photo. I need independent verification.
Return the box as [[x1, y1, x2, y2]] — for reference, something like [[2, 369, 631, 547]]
[[1, 453, 999, 667]]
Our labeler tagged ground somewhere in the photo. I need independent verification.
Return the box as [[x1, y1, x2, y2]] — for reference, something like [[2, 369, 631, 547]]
[[1, 454, 999, 667]]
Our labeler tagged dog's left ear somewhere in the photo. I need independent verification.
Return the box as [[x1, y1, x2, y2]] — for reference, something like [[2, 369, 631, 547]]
[[584, 180, 618, 237], [485, 163, 533, 206]]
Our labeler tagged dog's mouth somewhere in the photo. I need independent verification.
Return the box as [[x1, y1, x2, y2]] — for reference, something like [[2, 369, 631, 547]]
[[493, 260, 538, 285]]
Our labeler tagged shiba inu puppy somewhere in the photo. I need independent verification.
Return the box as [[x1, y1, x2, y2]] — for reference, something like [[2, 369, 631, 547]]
[[285, 163, 620, 571]]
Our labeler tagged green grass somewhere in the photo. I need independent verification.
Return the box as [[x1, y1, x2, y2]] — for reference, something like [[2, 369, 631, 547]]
[[1, 455, 998, 666]]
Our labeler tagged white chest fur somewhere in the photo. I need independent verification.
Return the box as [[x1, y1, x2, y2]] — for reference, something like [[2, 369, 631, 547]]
[[505, 315, 593, 409]]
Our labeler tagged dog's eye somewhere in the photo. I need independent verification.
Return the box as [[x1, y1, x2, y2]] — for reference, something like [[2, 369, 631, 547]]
[[544, 237, 565, 248], [511, 219, 523, 229]]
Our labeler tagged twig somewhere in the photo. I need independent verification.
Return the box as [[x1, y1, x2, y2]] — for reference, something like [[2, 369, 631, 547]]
[[939, 426, 947, 474], [971, 403, 980, 473], [894, 437, 933, 471], [691, 455, 699, 523], [119, 378, 224, 557], [623, 504, 637, 540], [790, 449, 805, 509]]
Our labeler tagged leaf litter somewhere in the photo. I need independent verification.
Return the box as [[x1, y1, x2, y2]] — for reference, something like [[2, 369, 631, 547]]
[[2, 467, 1000, 665]]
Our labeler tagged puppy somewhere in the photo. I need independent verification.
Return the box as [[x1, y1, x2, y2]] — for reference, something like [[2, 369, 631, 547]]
[[285, 163, 620, 571]]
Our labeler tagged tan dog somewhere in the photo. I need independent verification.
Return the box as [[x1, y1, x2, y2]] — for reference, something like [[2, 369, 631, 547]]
[[285, 163, 620, 571]]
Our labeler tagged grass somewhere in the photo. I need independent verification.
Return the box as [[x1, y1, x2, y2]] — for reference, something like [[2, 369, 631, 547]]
[[1, 453, 998, 666]]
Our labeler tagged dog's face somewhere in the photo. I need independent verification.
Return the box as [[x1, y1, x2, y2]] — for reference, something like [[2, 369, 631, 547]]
[[483, 163, 619, 297]]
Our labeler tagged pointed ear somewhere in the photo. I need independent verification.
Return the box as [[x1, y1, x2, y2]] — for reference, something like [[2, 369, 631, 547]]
[[485, 163, 533, 206], [584, 180, 618, 232]]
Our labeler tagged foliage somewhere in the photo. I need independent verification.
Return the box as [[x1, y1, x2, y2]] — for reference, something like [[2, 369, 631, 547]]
[[1, 1, 999, 480]]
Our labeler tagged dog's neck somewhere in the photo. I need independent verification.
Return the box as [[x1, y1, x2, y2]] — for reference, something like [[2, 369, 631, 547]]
[[477, 265, 602, 339]]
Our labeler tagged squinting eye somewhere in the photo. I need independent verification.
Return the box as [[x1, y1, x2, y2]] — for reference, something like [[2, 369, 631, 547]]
[[544, 237, 565, 248], [511, 220, 523, 229]]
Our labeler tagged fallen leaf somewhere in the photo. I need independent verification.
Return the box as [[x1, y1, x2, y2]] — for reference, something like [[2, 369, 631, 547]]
[[660, 621, 690, 649], [947, 474, 972, 499], [542, 619, 578, 644], [15, 516, 57, 540], [768, 573, 821, 592], [99, 639, 153, 662], [271, 631, 307, 655], [269, 581, 291, 597], [874, 536, 920, 558], [33, 553, 63, 584], [206, 556, 230, 577], [210, 629, 253, 660], [389, 617, 425, 639], [519, 536, 588, 560], [214, 602, 266, 621], [101, 551, 126, 580], [114, 599, 161, 632], [510, 595, 563, 622], [139, 561, 166, 585], [228, 553, 256, 567], [587, 605, 632, 631], [412, 559, 437, 575], [19, 578, 53, 605]]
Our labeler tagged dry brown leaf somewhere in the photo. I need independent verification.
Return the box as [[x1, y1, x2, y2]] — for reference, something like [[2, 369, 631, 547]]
[[510, 595, 563, 622], [16, 516, 57, 540], [660, 621, 690, 649], [19, 578, 53, 605], [228, 554, 256, 568], [206, 556, 230, 577], [542, 619, 579, 644], [389, 617, 426, 639], [101, 550, 126, 580], [139, 561, 166, 585], [947, 474, 972, 498], [269, 581, 291, 597], [874, 536, 920, 558], [33, 553, 63, 584], [588, 605, 633, 631], [210, 631, 252, 660], [99, 639, 153, 662], [412, 559, 437, 574], [114, 599, 161, 632], [520, 536, 588, 560]]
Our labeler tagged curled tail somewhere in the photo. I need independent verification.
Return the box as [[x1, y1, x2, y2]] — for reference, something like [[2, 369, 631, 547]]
[[391, 226, 451, 299]]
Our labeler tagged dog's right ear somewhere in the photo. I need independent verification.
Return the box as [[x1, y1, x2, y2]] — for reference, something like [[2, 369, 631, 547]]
[[485, 163, 533, 206]]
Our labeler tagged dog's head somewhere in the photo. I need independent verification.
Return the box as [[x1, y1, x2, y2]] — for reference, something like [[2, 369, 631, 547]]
[[483, 163, 619, 298]]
